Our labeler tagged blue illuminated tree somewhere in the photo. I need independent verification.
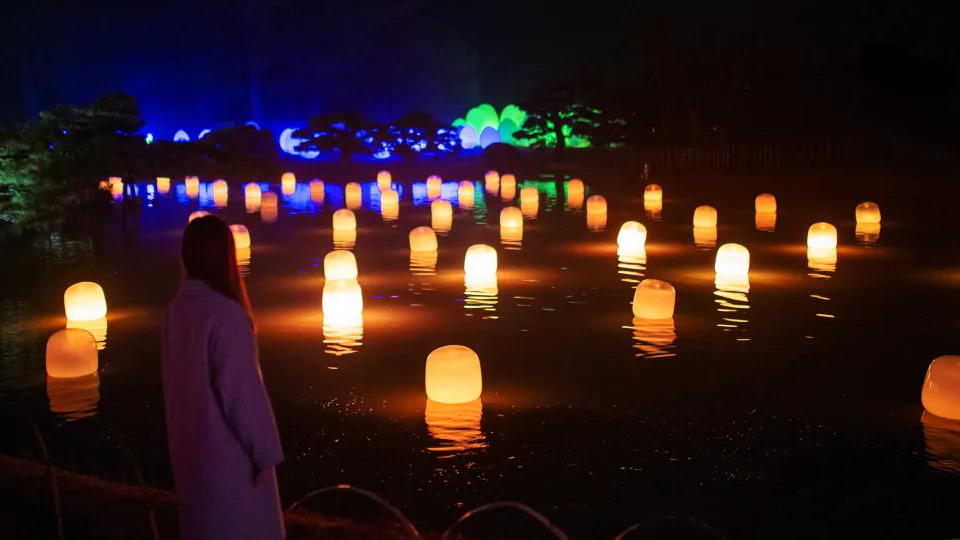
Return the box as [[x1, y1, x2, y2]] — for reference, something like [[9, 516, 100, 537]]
[[294, 113, 367, 162], [391, 111, 443, 161]]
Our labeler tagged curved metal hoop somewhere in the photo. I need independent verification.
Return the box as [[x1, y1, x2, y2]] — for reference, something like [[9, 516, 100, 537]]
[[613, 516, 728, 540], [287, 484, 421, 539], [441, 501, 570, 540]]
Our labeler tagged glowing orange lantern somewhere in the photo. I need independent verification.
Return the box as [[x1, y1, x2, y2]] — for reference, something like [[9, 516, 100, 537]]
[[500, 207, 523, 229], [427, 175, 442, 199], [500, 174, 517, 200], [632, 279, 676, 320], [807, 222, 838, 249], [409, 226, 438, 252], [345, 182, 362, 209], [212, 179, 228, 208], [484, 171, 500, 195], [693, 205, 717, 227], [64, 282, 107, 321], [46, 328, 98, 378], [587, 195, 607, 214], [458, 181, 475, 208], [310, 179, 325, 204], [322, 279, 363, 319], [856, 202, 881, 224], [922, 356, 960, 420], [377, 170, 392, 192], [261, 192, 278, 223], [185, 177, 199, 199], [324, 250, 358, 280], [229, 224, 250, 249], [380, 189, 399, 221], [644, 184, 663, 202], [245, 183, 262, 212], [755, 193, 777, 213], [332, 209, 356, 231], [567, 179, 585, 209], [281, 172, 296, 195], [157, 177, 170, 195], [464, 244, 497, 279], [109, 177, 123, 199], [432, 200, 453, 233], [617, 221, 647, 252], [188, 210, 209, 223], [66, 317, 107, 351], [715, 243, 750, 276], [424, 345, 482, 404]]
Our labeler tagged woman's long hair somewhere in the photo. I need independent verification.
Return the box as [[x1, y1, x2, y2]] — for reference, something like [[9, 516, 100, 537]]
[[181, 215, 254, 327]]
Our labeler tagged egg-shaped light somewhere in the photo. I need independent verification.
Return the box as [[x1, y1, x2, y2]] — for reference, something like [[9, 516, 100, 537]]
[[500, 174, 517, 200], [693, 205, 717, 227], [409, 226, 438, 252], [922, 356, 960, 420], [64, 282, 107, 321], [377, 170, 392, 192], [157, 177, 170, 195], [567, 179, 585, 210], [324, 250, 358, 280], [321, 279, 363, 319], [211, 179, 228, 208], [587, 195, 607, 214], [807, 222, 838, 249], [500, 207, 523, 229], [345, 182, 362, 209], [229, 224, 251, 249], [432, 200, 453, 233], [185, 176, 200, 199], [464, 244, 497, 279], [755, 193, 777, 213], [458, 181, 475, 208], [617, 221, 647, 251], [425, 345, 482, 404], [46, 328, 98, 378], [427, 175, 442, 199], [281, 172, 296, 195], [261, 192, 278, 223], [244, 183, 262, 212], [333, 209, 356, 231], [715, 243, 750, 276], [644, 184, 663, 202], [310, 179, 325, 204], [632, 279, 676, 320], [856, 202, 881, 224]]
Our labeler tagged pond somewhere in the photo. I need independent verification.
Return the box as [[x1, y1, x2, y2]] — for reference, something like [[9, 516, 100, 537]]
[[2, 168, 960, 538]]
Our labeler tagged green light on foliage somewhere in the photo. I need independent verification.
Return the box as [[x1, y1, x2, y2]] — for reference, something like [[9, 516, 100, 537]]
[[456, 103, 528, 146]]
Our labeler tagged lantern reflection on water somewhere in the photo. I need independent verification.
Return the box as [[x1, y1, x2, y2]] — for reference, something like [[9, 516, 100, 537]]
[[643, 184, 663, 202], [345, 182, 362, 209], [693, 226, 718, 249], [380, 189, 399, 221], [715, 243, 750, 276], [427, 175, 442, 199], [212, 180, 228, 208], [66, 317, 107, 351], [714, 273, 750, 334], [46, 328, 98, 378], [261, 192, 278, 223], [185, 176, 200, 199], [807, 247, 838, 274], [324, 250, 358, 280], [567, 179, 585, 210], [632, 279, 676, 320], [644, 198, 663, 221], [377, 170, 392, 192], [755, 212, 777, 232], [921, 411, 960, 475], [425, 398, 486, 453], [410, 250, 439, 275], [431, 200, 453, 234], [229, 224, 251, 249], [500, 174, 517, 201], [48, 372, 99, 421], [693, 205, 717, 227], [64, 282, 107, 321], [922, 356, 960, 420], [631, 318, 677, 359], [157, 177, 170, 195], [322, 279, 363, 319], [425, 345, 482, 404], [755, 193, 777, 213], [856, 222, 881, 244], [617, 221, 647, 252], [245, 183, 262, 212], [310, 180, 325, 204], [458, 181, 475, 209], [333, 209, 356, 231], [188, 210, 209, 223], [807, 222, 838, 249], [856, 202, 881, 224], [333, 230, 357, 249], [281, 172, 296, 195]]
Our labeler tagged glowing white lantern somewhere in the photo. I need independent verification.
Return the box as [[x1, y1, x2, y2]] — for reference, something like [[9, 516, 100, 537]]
[[464, 244, 497, 279], [212, 179, 228, 208], [617, 221, 647, 251], [856, 202, 881, 224], [157, 177, 170, 195], [427, 175, 442, 199], [64, 282, 107, 321], [432, 200, 453, 233], [229, 224, 251, 249], [377, 170, 392, 192], [807, 222, 838, 249], [345, 182, 362, 209], [500, 174, 517, 200], [46, 328, 98, 378], [693, 205, 717, 227], [333, 209, 356, 231], [500, 207, 523, 229], [567, 179, 585, 209], [281, 172, 296, 195], [644, 184, 663, 202], [244, 183, 262, 212], [424, 345, 482, 404], [409, 226, 438, 252], [261, 192, 278, 223], [632, 279, 676, 320], [324, 250, 358, 280], [321, 279, 363, 319], [715, 243, 750, 276], [856, 223, 881, 244], [755, 193, 777, 213], [188, 210, 209, 223], [310, 179, 325, 204], [922, 356, 960, 420], [185, 176, 199, 199], [587, 195, 607, 214], [755, 212, 776, 232], [458, 181, 475, 208]]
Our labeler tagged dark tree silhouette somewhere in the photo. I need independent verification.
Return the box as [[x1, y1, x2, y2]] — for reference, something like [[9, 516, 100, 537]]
[[513, 84, 622, 157], [294, 113, 367, 161], [390, 111, 444, 161]]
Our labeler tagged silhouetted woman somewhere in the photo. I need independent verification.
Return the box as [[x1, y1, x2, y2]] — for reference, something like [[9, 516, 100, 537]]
[[162, 215, 284, 539]]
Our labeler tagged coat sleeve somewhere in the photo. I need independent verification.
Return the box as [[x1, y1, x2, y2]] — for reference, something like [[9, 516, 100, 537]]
[[210, 308, 284, 472]]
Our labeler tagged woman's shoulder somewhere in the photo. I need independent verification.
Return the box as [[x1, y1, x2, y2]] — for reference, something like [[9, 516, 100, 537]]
[[171, 280, 248, 323]]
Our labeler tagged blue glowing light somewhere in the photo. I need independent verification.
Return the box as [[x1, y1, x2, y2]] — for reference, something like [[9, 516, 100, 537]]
[[459, 125, 478, 149], [198, 129, 211, 139], [479, 127, 502, 149], [245, 121, 261, 130], [279, 128, 320, 160], [145, 133, 154, 144], [173, 130, 190, 142]]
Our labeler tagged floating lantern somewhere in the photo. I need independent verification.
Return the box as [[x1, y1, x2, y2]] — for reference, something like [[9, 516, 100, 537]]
[[321, 279, 363, 319], [484, 171, 500, 195], [64, 282, 107, 321], [807, 247, 837, 273], [427, 175, 442, 199], [500, 174, 517, 200], [66, 317, 107, 351], [856, 222, 881, 244], [520, 186, 538, 206], [587, 195, 607, 214], [424, 398, 485, 453], [324, 250, 358, 280], [409, 226, 438, 252], [807, 222, 838, 249], [229, 224, 250, 249], [632, 279, 676, 320], [500, 207, 524, 229], [693, 205, 717, 227], [424, 345, 482, 404], [755, 212, 777, 232], [755, 193, 777, 213], [244, 183, 262, 212], [188, 210, 209, 223], [856, 202, 881, 224], [332, 209, 356, 231], [345, 182, 362, 209], [46, 328, 98, 378], [310, 179, 325, 204], [617, 221, 647, 252], [715, 243, 750, 276], [643, 184, 663, 202], [567, 179, 585, 210], [157, 177, 170, 195], [458, 181, 475, 208], [432, 200, 453, 233], [333, 229, 357, 249], [212, 179, 228, 208], [693, 226, 718, 248], [281, 172, 296, 195], [464, 244, 497, 279], [377, 170, 392, 192], [261, 192, 278, 223], [184, 176, 200, 199], [922, 356, 960, 420], [380, 189, 399, 220]]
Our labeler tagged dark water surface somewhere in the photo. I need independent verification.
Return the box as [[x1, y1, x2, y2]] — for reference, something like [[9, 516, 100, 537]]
[[2, 169, 960, 538]]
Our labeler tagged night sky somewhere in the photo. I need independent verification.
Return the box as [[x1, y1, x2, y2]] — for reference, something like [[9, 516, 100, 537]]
[[2, 0, 955, 137]]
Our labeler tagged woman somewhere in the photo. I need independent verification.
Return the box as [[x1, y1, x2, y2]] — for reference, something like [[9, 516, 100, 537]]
[[162, 215, 284, 539]]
